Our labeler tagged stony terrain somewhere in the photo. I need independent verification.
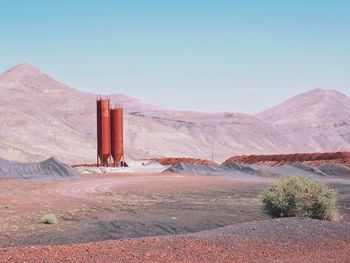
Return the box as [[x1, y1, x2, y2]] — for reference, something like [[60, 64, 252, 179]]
[[0, 163, 349, 262], [0, 156, 76, 179], [0, 172, 349, 246], [0, 174, 269, 248], [1, 63, 350, 164], [1, 218, 349, 263], [164, 161, 350, 179], [224, 152, 350, 167]]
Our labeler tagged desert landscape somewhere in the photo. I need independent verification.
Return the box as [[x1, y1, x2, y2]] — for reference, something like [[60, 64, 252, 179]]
[[1, 1, 350, 261], [0, 63, 350, 261], [0, 157, 350, 262]]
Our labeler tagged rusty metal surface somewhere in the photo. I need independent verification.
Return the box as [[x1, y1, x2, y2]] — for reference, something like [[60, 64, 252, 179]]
[[110, 107, 124, 166], [96, 98, 111, 166]]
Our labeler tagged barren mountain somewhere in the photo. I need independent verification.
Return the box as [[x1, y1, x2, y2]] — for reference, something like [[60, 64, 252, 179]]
[[256, 88, 350, 152], [0, 63, 349, 164]]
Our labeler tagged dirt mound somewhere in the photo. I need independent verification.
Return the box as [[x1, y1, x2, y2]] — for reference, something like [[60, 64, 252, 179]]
[[154, 157, 215, 166], [1, 218, 349, 262], [223, 152, 350, 168], [163, 162, 258, 179], [250, 163, 329, 178], [0, 156, 77, 179], [319, 164, 350, 178], [163, 162, 333, 178], [223, 162, 257, 174]]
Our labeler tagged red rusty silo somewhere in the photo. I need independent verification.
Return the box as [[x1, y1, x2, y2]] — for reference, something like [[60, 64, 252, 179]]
[[96, 97, 111, 166], [110, 106, 124, 166]]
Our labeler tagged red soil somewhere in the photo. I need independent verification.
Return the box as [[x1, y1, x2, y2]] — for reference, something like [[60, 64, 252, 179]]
[[223, 152, 350, 168], [154, 157, 215, 166], [1, 218, 349, 263]]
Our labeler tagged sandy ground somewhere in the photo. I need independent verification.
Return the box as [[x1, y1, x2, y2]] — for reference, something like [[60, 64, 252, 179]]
[[0, 173, 271, 248], [0, 173, 349, 262]]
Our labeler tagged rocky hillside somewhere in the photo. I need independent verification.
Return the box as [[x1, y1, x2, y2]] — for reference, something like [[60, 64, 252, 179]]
[[256, 88, 350, 152], [0, 63, 349, 164]]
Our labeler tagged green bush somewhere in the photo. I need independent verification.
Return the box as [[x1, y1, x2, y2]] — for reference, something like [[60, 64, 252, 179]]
[[41, 214, 58, 224], [260, 176, 339, 221]]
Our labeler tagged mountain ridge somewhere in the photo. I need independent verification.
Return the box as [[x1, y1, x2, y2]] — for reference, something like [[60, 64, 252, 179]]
[[0, 63, 349, 164]]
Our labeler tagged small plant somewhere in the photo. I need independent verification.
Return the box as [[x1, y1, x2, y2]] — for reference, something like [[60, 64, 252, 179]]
[[41, 214, 58, 224], [260, 176, 339, 221]]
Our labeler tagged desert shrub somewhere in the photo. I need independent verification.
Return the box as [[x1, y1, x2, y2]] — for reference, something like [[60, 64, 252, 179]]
[[41, 214, 58, 224], [260, 176, 339, 221]]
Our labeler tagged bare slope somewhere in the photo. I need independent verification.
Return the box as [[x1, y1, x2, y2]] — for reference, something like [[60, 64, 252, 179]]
[[256, 88, 350, 152], [1, 63, 350, 163], [0, 63, 95, 163], [0, 64, 201, 163]]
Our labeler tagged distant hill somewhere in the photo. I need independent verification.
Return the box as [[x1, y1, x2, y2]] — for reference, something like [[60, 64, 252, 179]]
[[0, 63, 349, 164], [256, 88, 350, 152]]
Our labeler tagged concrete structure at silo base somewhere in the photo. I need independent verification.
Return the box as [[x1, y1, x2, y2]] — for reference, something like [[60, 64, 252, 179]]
[[96, 97, 111, 166]]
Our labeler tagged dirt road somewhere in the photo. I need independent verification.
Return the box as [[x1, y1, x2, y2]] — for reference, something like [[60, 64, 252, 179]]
[[0, 173, 349, 250], [0, 173, 270, 247]]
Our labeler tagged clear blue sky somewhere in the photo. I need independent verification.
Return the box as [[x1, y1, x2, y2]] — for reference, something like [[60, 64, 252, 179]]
[[0, 0, 349, 113]]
